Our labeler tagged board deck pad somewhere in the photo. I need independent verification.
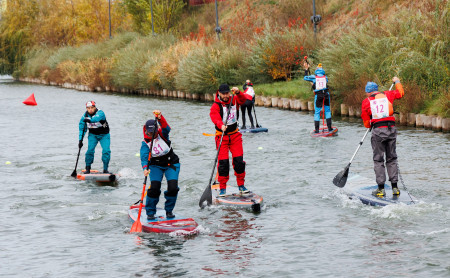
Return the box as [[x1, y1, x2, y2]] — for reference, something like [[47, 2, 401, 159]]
[[76, 169, 117, 182], [343, 175, 417, 206], [240, 126, 268, 133], [310, 127, 338, 137], [211, 183, 263, 212], [128, 205, 198, 233]]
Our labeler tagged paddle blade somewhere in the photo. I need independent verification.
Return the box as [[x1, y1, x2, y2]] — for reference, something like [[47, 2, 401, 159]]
[[71, 170, 77, 178], [333, 164, 350, 188], [199, 184, 212, 208], [202, 132, 215, 136], [130, 220, 142, 233]]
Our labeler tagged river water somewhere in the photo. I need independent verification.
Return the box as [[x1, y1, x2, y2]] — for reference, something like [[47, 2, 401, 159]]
[[1, 77, 449, 278]]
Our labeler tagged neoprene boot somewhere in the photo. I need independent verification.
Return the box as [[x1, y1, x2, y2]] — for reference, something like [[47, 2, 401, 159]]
[[145, 196, 159, 220], [314, 121, 320, 133], [327, 118, 333, 132], [372, 184, 385, 197], [392, 182, 400, 195], [85, 166, 91, 174], [164, 192, 177, 218]]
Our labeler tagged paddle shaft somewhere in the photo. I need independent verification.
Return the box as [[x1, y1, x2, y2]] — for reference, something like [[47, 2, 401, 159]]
[[131, 118, 158, 232], [200, 94, 235, 207], [252, 101, 260, 127], [72, 124, 87, 176]]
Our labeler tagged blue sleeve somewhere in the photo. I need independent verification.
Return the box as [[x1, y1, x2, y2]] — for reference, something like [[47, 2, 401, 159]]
[[79, 114, 87, 141], [304, 75, 316, 83], [90, 110, 106, 123], [140, 141, 150, 170]]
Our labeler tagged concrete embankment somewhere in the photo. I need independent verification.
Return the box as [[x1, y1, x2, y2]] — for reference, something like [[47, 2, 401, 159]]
[[19, 77, 450, 133]]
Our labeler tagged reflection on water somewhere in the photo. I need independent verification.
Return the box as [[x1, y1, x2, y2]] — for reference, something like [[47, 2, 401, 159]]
[[204, 209, 261, 275]]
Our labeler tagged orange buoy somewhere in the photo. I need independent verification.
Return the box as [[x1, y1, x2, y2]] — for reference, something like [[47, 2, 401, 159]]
[[23, 93, 37, 106]]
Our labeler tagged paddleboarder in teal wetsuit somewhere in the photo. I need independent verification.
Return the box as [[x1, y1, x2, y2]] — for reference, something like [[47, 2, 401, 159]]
[[140, 110, 180, 220], [78, 101, 110, 174], [361, 77, 405, 197], [304, 64, 334, 133]]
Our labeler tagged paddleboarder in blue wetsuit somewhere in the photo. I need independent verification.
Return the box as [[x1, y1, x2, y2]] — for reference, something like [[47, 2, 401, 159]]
[[304, 64, 333, 133], [140, 110, 180, 220], [78, 101, 110, 174]]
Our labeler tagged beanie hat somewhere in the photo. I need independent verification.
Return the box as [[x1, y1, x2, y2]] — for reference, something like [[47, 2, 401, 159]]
[[315, 68, 325, 76], [365, 82, 378, 93], [86, 101, 96, 108]]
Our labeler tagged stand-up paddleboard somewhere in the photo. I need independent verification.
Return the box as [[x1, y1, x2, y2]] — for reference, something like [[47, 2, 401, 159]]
[[76, 169, 117, 183], [211, 183, 263, 212], [240, 126, 268, 133], [310, 127, 338, 137], [343, 175, 417, 206], [128, 204, 198, 233]]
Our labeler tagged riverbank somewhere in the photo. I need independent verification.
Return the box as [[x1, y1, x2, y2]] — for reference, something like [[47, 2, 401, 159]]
[[19, 77, 450, 133]]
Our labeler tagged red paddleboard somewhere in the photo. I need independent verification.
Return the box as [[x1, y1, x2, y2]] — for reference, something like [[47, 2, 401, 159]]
[[310, 127, 338, 137], [128, 205, 198, 234], [76, 169, 117, 182]]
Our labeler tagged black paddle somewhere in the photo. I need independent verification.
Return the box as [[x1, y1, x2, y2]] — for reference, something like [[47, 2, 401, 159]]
[[71, 124, 87, 177], [199, 94, 234, 208], [333, 128, 371, 188], [252, 101, 261, 128]]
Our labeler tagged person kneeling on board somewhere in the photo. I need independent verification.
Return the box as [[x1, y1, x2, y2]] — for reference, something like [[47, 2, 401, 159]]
[[141, 110, 180, 220], [78, 101, 110, 174], [241, 80, 256, 129], [361, 77, 405, 197], [304, 64, 333, 133], [210, 84, 250, 196]]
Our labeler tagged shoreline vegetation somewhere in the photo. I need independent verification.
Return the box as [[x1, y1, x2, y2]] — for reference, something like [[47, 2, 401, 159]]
[[1, 0, 448, 122], [18, 76, 450, 133]]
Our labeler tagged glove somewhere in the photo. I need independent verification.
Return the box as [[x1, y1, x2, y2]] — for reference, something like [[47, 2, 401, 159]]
[[83, 118, 91, 123], [78, 140, 83, 148]]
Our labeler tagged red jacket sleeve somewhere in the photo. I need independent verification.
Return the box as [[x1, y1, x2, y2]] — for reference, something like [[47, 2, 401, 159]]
[[234, 91, 247, 105], [210, 102, 223, 129], [361, 99, 371, 128], [385, 82, 405, 103]]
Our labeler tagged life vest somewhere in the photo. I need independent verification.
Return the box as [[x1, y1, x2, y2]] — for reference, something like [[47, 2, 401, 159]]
[[143, 132, 179, 167], [214, 101, 238, 134], [85, 111, 109, 135], [315, 75, 327, 91], [368, 92, 395, 126], [245, 87, 255, 101]]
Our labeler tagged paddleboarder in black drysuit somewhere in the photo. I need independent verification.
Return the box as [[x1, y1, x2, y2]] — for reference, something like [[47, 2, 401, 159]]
[[78, 101, 110, 174], [140, 110, 180, 220], [240, 80, 256, 129], [361, 77, 405, 197]]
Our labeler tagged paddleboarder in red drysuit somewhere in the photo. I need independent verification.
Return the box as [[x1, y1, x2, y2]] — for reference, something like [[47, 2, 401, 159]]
[[361, 76, 405, 197], [210, 84, 249, 196]]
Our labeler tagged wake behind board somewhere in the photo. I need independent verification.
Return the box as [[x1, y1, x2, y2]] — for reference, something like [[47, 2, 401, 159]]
[[310, 127, 338, 137], [211, 183, 263, 212], [128, 205, 198, 233], [240, 126, 268, 133], [343, 175, 417, 206], [76, 169, 117, 183]]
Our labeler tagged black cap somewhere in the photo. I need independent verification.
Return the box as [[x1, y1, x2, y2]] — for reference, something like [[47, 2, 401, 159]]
[[145, 119, 157, 133], [218, 84, 230, 93]]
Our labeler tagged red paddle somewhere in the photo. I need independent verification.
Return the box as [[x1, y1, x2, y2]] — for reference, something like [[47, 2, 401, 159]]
[[130, 117, 158, 233]]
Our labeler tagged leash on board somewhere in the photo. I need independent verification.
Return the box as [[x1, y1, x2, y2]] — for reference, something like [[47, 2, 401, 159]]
[[397, 163, 415, 204]]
